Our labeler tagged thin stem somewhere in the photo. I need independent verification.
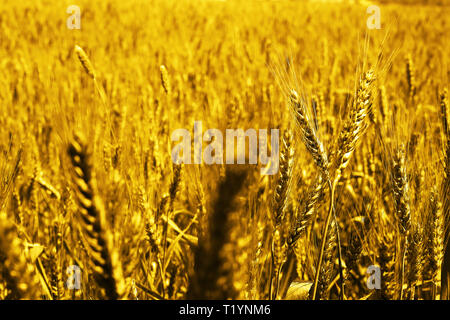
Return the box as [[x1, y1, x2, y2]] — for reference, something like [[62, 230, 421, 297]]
[[269, 249, 274, 300], [400, 237, 407, 300], [274, 265, 282, 299], [334, 213, 345, 300], [312, 178, 336, 300]]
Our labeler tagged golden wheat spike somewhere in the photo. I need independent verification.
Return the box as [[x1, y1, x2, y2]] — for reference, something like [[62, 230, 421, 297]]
[[74, 45, 96, 79], [67, 132, 126, 300]]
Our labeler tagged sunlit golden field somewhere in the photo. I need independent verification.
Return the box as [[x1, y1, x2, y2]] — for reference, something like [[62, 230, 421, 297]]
[[0, 0, 449, 300]]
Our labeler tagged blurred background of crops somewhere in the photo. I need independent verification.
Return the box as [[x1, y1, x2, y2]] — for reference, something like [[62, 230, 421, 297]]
[[0, 0, 449, 300]]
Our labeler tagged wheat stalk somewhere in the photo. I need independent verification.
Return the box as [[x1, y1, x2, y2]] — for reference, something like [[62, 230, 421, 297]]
[[312, 69, 375, 300], [74, 45, 107, 106]]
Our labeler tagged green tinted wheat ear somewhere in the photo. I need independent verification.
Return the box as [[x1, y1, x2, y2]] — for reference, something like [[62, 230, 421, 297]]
[[0, 214, 41, 299], [68, 133, 125, 300]]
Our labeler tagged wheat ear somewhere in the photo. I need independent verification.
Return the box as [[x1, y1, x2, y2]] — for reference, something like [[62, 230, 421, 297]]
[[74, 45, 107, 106], [68, 132, 125, 299], [309, 219, 337, 300], [425, 189, 444, 299], [270, 129, 294, 299], [405, 55, 416, 101], [391, 145, 411, 300], [380, 232, 396, 300], [289, 90, 329, 178], [273, 129, 295, 225], [312, 69, 375, 300], [288, 173, 324, 246], [407, 225, 423, 299]]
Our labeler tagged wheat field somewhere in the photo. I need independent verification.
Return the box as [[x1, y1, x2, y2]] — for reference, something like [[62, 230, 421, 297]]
[[0, 0, 449, 300]]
